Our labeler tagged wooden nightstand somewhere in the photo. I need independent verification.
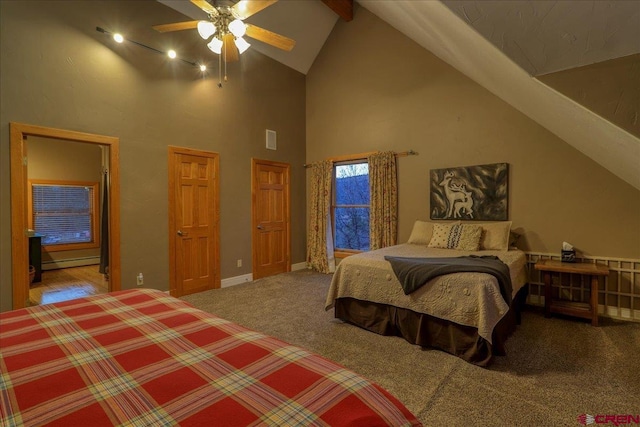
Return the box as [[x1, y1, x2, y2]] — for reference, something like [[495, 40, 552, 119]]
[[534, 259, 609, 326]]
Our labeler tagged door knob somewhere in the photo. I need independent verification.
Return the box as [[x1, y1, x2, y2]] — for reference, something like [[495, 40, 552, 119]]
[[177, 230, 188, 236], [257, 225, 264, 230]]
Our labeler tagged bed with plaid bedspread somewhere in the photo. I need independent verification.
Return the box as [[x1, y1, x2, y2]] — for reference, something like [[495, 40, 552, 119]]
[[0, 289, 419, 426]]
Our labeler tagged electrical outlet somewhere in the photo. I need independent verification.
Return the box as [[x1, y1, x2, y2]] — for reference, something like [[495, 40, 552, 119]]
[[237, 259, 242, 268], [137, 273, 144, 286]]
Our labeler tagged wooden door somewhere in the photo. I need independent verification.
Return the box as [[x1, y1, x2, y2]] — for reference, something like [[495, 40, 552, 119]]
[[169, 147, 220, 296], [252, 159, 290, 279]]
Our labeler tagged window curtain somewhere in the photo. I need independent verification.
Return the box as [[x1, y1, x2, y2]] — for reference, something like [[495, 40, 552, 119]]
[[368, 151, 398, 250], [307, 160, 335, 273]]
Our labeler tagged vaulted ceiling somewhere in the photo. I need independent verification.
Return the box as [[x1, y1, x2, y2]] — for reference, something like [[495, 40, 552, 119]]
[[441, 0, 640, 139], [158, 0, 640, 190], [442, 0, 640, 77]]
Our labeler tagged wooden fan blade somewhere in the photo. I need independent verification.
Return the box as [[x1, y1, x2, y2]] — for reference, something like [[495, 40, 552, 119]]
[[232, 0, 277, 20], [191, 0, 219, 16], [223, 33, 239, 62], [153, 21, 199, 33], [245, 24, 295, 51]]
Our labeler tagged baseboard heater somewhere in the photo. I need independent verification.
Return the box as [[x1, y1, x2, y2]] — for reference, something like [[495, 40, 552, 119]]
[[42, 256, 101, 271]]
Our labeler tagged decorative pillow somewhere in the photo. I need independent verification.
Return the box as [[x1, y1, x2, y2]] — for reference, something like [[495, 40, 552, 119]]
[[454, 224, 483, 251], [427, 223, 455, 248], [427, 223, 481, 250], [407, 220, 459, 245], [477, 221, 512, 251]]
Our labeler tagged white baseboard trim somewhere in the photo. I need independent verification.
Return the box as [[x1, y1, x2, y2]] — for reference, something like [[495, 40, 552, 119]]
[[221, 273, 253, 288], [42, 256, 100, 271], [291, 262, 308, 271], [220, 264, 307, 288], [527, 295, 640, 322], [602, 306, 640, 321]]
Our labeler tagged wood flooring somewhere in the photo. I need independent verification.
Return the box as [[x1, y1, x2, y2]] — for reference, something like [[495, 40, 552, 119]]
[[29, 265, 109, 306]]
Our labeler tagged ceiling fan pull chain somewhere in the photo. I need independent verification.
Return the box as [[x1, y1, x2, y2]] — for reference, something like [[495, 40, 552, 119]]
[[224, 47, 228, 82], [217, 52, 222, 88]]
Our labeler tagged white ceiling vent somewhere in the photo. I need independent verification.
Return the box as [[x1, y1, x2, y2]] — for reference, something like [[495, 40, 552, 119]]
[[266, 129, 277, 150]]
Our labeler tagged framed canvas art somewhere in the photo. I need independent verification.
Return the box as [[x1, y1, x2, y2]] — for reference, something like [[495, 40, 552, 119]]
[[430, 163, 509, 221]]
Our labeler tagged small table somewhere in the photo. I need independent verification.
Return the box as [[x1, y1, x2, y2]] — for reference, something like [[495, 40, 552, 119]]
[[534, 259, 609, 326]]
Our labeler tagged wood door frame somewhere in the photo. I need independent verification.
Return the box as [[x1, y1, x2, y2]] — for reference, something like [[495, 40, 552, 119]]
[[10, 122, 121, 309], [168, 146, 220, 297], [251, 158, 291, 279]]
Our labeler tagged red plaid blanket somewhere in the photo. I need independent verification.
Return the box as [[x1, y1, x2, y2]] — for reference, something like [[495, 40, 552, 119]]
[[1, 289, 420, 426]]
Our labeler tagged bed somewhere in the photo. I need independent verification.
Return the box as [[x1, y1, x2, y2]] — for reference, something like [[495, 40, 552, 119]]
[[325, 221, 527, 366], [0, 289, 420, 426]]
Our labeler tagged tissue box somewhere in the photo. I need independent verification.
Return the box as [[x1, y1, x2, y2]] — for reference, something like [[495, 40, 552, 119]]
[[561, 250, 576, 263]]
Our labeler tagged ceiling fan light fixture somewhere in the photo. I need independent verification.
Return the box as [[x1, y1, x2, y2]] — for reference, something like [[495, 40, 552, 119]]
[[197, 21, 216, 40], [207, 37, 223, 54], [228, 19, 246, 38], [234, 37, 251, 54], [113, 33, 124, 43]]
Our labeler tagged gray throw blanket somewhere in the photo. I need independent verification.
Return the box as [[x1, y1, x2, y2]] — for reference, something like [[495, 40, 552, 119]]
[[384, 255, 513, 305]]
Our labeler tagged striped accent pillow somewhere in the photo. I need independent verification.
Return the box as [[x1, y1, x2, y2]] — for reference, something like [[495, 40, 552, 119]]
[[455, 224, 483, 251], [428, 223, 483, 250]]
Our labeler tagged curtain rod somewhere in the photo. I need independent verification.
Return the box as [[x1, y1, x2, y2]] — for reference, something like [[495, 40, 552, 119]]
[[304, 150, 417, 168]]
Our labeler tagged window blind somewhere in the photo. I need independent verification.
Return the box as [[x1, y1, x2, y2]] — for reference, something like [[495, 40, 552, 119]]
[[32, 184, 94, 246]]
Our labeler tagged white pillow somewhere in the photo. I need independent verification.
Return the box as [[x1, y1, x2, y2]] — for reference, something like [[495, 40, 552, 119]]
[[407, 220, 459, 245], [475, 221, 512, 251]]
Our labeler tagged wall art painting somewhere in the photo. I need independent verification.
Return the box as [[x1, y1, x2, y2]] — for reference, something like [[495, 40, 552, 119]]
[[430, 163, 508, 221]]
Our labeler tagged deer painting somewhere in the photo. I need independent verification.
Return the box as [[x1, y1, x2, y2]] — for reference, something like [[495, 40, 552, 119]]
[[431, 163, 508, 221], [453, 185, 474, 218], [438, 171, 469, 218]]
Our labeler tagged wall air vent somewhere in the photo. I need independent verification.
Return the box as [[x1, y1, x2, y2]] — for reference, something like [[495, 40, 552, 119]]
[[266, 129, 276, 150]]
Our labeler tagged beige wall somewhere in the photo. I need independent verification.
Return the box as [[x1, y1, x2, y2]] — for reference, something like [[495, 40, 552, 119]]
[[537, 54, 640, 139], [306, 8, 640, 259], [28, 137, 103, 264], [0, 0, 307, 312]]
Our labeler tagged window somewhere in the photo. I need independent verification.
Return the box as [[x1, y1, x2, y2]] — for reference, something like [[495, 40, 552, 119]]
[[29, 180, 100, 251], [333, 161, 370, 252]]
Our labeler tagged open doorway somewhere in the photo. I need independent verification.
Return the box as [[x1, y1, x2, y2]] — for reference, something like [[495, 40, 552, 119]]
[[10, 123, 121, 309]]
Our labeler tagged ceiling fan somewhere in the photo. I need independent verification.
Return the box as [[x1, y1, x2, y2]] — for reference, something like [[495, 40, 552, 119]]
[[153, 0, 296, 64]]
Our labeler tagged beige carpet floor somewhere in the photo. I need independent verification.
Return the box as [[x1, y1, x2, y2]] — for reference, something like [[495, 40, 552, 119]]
[[181, 270, 640, 426]]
